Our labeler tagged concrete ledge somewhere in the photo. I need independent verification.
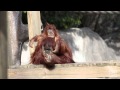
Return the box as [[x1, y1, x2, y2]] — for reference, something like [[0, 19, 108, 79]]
[[8, 61, 120, 79]]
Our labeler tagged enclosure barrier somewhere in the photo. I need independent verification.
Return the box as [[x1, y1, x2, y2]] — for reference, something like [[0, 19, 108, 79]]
[[8, 61, 120, 79]]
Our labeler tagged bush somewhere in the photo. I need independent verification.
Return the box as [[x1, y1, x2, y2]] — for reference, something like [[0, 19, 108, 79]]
[[41, 11, 82, 30]]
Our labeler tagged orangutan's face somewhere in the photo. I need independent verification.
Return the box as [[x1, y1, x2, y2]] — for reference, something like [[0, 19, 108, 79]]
[[47, 29, 55, 38]]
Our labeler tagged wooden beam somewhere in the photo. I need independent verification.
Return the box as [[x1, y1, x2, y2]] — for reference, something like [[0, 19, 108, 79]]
[[27, 11, 42, 54], [8, 62, 120, 79], [0, 11, 8, 79]]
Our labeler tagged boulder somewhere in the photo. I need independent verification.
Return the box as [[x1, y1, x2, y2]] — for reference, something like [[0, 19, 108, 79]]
[[21, 27, 118, 65], [103, 32, 120, 60], [59, 27, 117, 62]]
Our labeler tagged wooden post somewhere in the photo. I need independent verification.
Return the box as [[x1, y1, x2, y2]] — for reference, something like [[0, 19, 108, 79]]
[[7, 11, 19, 66], [0, 11, 8, 79], [27, 11, 42, 54]]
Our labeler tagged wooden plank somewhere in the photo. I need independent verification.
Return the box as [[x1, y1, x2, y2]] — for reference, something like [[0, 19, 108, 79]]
[[8, 63, 120, 79], [27, 11, 42, 54], [0, 11, 8, 79]]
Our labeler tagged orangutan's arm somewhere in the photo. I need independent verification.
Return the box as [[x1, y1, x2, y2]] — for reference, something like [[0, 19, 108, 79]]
[[29, 35, 43, 48], [52, 37, 60, 53]]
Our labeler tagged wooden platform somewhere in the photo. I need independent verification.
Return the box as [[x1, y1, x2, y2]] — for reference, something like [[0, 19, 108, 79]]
[[8, 61, 120, 79]]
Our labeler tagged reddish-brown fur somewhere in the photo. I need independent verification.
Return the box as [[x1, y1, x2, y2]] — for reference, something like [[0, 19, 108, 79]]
[[29, 23, 74, 66]]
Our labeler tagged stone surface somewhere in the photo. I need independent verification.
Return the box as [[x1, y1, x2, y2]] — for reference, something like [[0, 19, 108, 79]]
[[21, 40, 30, 65], [103, 32, 120, 60], [21, 27, 119, 65], [59, 28, 117, 62]]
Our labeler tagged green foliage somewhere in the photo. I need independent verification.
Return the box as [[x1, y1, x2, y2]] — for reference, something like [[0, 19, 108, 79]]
[[21, 11, 82, 30], [41, 11, 82, 30], [22, 11, 28, 24]]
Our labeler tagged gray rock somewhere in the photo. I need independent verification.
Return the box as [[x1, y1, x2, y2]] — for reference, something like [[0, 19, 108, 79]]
[[21, 40, 30, 65], [59, 27, 117, 62], [21, 27, 118, 65], [103, 32, 120, 60]]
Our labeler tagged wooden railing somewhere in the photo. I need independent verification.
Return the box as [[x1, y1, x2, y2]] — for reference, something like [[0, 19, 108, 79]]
[[8, 62, 120, 79]]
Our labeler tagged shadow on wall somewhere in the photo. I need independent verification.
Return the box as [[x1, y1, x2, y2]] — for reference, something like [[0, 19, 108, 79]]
[[103, 32, 120, 59]]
